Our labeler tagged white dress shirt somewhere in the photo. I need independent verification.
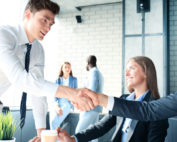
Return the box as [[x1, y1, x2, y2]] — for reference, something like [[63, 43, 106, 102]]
[[0, 24, 58, 129]]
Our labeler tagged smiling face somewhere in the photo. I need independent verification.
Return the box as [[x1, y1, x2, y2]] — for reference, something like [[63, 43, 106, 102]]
[[24, 9, 55, 42], [125, 60, 147, 91], [62, 63, 71, 76]]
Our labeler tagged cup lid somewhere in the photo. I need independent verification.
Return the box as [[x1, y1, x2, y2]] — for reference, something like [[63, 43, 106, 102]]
[[41, 130, 57, 136]]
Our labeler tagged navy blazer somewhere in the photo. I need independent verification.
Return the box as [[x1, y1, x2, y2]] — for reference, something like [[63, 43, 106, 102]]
[[109, 92, 177, 121], [75, 92, 169, 142]]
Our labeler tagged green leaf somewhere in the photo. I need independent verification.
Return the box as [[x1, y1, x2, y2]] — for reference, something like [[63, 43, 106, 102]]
[[0, 112, 18, 140]]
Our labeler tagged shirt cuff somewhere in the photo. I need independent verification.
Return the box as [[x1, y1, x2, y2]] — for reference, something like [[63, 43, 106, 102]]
[[31, 96, 47, 129], [73, 135, 78, 142], [34, 114, 46, 129], [43, 80, 58, 97], [106, 96, 114, 111]]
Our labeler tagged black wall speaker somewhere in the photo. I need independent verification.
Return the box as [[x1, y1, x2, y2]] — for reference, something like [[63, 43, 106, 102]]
[[76, 15, 82, 23], [137, 0, 150, 13]]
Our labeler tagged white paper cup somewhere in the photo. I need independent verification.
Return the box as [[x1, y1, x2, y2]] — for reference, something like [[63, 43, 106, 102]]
[[41, 130, 57, 142]]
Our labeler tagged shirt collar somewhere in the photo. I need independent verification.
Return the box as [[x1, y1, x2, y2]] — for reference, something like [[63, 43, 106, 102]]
[[89, 67, 97, 71], [17, 23, 29, 46], [18, 23, 37, 46], [126, 90, 149, 101]]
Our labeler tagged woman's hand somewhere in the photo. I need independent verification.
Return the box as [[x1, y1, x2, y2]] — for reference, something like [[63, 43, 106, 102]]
[[28, 136, 41, 142], [57, 127, 75, 142], [56, 105, 63, 115]]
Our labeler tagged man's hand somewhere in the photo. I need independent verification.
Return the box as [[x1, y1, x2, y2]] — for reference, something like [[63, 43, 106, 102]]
[[82, 88, 109, 108], [72, 88, 99, 110], [70, 89, 94, 111], [29, 128, 44, 142], [55, 86, 98, 111], [81, 88, 99, 106], [28, 136, 41, 142], [37, 128, 45, 137], [57, 127, 75, 142], [73, 88, 108, 109]]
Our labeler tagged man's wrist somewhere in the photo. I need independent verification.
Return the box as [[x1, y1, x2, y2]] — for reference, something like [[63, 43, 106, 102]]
[[98, 93, 108, 107], [56, 86, 76, 101], [37, 128, 45, 136]]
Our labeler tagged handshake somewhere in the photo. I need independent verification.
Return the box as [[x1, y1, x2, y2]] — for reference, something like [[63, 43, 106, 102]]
[[56, 86, 108, 111], [69, 88, 108, 111]]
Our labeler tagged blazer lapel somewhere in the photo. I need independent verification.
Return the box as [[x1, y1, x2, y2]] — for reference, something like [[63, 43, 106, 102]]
[[60, 77, 64, 85], [69, 76, 74, 88], [125, 91, 152, 142], [111, 116, 124, 141], [125, 120, 138, 142], [68, 76, 72, 87], [116, 116, 124, 128]]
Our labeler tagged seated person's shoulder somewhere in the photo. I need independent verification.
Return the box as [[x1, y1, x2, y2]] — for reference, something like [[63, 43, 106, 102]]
[[121, 94, 129, 99]]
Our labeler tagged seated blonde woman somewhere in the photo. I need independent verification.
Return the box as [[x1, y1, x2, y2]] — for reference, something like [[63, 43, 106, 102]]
[[57, 56, 169, 142]]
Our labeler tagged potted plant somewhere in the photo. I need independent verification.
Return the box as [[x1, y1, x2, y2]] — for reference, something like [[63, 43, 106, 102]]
[[0, 112, 17, 142]]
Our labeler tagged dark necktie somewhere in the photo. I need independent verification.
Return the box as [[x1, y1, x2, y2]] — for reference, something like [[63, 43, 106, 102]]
[[20, 43, 32, 129]]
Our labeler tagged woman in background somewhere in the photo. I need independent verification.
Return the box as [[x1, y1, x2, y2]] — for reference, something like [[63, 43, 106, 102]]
[[50, 62, 77, 130]]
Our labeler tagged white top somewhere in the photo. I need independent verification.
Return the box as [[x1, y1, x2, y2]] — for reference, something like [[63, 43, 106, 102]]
[[63, 78, 69, 86], [0, 24, 58, 129]]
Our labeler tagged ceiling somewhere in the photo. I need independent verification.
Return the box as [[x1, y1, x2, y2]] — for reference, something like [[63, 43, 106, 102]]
[[53, 0, 122, 13]]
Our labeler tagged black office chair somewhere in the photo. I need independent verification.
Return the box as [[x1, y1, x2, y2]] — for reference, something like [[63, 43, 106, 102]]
[[2, 106, 10, 114]]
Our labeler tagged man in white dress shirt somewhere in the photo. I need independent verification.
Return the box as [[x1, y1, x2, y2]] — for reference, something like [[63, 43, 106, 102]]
[[0, 0, 97, 138]]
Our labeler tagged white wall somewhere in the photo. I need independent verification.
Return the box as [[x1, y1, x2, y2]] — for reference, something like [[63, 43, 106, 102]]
[[42, 3, 123, 97], [0, 0, 27, 26], [123, 0, 166, 97]]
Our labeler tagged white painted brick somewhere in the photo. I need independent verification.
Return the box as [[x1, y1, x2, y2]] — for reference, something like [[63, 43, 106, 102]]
[[43, 3, 122, 96]]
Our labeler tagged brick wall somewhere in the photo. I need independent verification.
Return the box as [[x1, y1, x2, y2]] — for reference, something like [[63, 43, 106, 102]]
[[42, 3, 122, 96], [169, 0, 177, 93]]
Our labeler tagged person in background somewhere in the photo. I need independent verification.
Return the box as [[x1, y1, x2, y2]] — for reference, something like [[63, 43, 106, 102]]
[[75, 55, 104, 142], [57, 56, 169, 142], [50, 62, 78, 130]]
